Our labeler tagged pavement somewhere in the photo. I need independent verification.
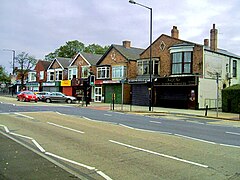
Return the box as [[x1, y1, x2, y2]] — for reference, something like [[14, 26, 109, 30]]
[[85, 102, 240, 121]]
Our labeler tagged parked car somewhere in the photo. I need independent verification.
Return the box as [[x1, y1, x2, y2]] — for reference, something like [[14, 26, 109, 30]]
[[42, 92, 76, 104], [17, 91, 38, 102], [35, 91, 50, 101]]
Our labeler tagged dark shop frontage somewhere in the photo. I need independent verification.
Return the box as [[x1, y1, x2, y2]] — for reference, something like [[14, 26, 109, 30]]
[[154, 76, 199, 109]]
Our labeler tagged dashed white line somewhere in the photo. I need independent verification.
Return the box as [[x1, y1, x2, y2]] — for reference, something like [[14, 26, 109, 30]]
[[104, 114, 112, 116], [226, 131, 240, 136], [109, 139, 208, 168], [32, 139, 46, 152], [14, 112, 34, 119], [150, 120, 162, 124], [47, 122, 84, 134]]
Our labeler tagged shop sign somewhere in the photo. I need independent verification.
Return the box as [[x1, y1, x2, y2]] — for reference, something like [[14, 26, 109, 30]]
[[61, 80, 71, 86], [103, 80, 120, 84], [156, 76, 198, 86], [26, 82, 39, 87], [42, 82, 56, 86]]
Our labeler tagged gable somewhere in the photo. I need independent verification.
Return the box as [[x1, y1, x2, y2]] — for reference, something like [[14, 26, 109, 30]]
[[72, 54, 89, 66], [98, 48, 127, 66], [48, 59, 62, 69]]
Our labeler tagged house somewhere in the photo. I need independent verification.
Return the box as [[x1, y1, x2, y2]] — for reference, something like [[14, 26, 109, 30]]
[[62, 52, 102, 100], [42, 57, 71, 92], [26, 60, 51, 92], [133, 24, 240, 109], [95, 40, 144, 103]]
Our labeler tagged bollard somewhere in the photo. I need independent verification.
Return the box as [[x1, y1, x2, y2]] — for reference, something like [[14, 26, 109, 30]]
[[205, 105, 208, 116]]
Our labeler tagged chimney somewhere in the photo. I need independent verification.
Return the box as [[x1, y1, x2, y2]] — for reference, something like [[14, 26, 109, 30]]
[[210, 24, 218, 51], [123, 40, 131, 48], [171, 26, 179, 39], [204, 39, 209, 47]]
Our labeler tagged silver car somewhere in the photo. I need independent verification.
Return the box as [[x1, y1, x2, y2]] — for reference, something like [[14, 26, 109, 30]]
[[42, 92, 76, 104]]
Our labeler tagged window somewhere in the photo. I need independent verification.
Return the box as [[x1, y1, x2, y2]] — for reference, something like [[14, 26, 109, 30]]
[[97, 66, 110, 79], [28, 72, 36, 82], [137, 59, 159, 75], [55, 70, 63, 81], [112, 66, 126, 79], [47, 70, 54, 81], [68, 67, 78, 80], [40, 71, 44, 80], [233, 60, 237, 77], [171, 51, 192, 75], [81, 66, 90, 78]]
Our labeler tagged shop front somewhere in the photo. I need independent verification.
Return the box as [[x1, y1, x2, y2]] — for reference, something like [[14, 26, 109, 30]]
[[129, 80, 149, 106], [61, 80, 72, 96], [42, 82, 61, 92], [154, 76, 199, 109], [26, 82, 39, 92]]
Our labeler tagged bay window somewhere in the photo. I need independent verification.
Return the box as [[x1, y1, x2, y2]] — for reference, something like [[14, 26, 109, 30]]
[[171, 51, 192, 75], [112, 66, 126, 79], [137, 59, 159, 75], [81, 66, 90, 78], [97, 66, 110, 79], [68, 67, 78, 80]]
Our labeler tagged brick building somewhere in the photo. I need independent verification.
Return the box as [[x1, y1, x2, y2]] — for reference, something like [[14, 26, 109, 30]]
[[62, 52, 102, 101], [96, 40, 144, 103], [26, 60, 51, 92], [132, 24, 240, 109], [42, 57, 71, 92]]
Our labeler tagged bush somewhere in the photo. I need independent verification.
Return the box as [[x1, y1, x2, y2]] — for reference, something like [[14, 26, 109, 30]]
[[222, 84, 240, 113]]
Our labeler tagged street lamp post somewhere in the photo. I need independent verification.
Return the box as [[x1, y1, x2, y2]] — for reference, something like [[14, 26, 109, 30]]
[[3, 49, 16, 75], [129, 0, 153, 111]]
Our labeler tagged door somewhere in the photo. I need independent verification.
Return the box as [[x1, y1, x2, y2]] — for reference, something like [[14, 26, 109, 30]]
[[95, 87, 102, 102]]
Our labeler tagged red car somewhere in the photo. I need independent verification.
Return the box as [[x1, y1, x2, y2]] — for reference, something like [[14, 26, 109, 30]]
[[17, 91, 38, 102]]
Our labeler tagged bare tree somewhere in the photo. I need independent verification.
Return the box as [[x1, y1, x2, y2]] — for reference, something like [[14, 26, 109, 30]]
[[15, 52, 37, 90]]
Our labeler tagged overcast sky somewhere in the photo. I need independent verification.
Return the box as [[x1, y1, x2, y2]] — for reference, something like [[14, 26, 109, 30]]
[[0, 0, 239, 73]]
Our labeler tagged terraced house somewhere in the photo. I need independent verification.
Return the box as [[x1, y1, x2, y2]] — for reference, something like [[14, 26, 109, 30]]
[[95, 40, 144, 104]]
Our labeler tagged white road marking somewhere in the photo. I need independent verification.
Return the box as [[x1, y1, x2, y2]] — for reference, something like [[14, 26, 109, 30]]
[[56, 111, 65, 115], [119, 123, 172, 135], [219, 144, 240, 148], [226, 131, 240, 136], [186, 120, 205, 125], [104, 114, 112, 116], [150, 120, 162, 124], [47, 122, 84, 134], [9, 132, 33, 140], [45, 152, 112, 180], [14, 112, 34, 119], [0, 124, 10, 133], [174, 134, 216, 145], [32, 139, 46, 152], [109, 140, 208, 168]]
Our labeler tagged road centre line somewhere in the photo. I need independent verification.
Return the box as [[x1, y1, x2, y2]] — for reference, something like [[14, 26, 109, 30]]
[[109, 139, 208, 168], [47, 122, 85, 134], [150, 120, 162, 124], [119, 123, 172, 135], [14, 112, 34, 119], [226, 131, 240, 136], [104, 114, 112, 116]]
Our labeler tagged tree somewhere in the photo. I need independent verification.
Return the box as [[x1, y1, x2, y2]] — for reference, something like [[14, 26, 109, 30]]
[[15, 52, 37, 90], [0, 66, 11, 83], [45, 40, 109, 60], [85, 43, 109, 54]]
